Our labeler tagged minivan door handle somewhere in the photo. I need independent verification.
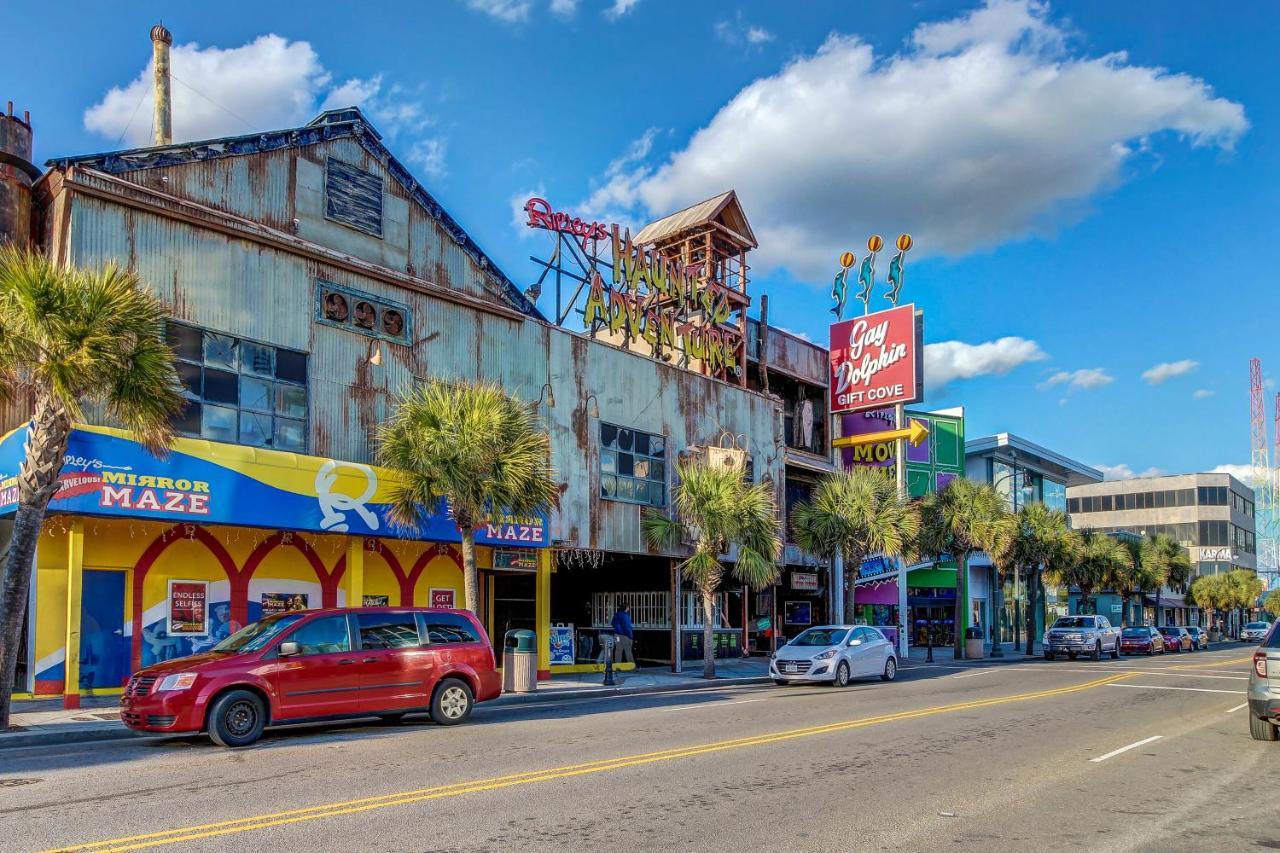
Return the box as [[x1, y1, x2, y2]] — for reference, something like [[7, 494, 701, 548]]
[[362, 657, 378, 664], [338, 659, 357, 665]]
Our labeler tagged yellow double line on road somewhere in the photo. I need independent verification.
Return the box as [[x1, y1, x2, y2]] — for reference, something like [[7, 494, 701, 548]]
[[49, 672, 1132, 853]]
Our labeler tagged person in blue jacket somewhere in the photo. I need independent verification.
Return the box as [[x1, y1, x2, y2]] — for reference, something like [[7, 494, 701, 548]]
[[611, 602, 635, 664]]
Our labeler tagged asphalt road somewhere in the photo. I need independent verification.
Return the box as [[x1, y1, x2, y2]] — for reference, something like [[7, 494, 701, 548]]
[[2, 645, 1274, 852]]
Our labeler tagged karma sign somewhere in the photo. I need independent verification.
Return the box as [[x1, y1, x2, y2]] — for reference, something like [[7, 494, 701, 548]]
[[829, 304, 921, 414]]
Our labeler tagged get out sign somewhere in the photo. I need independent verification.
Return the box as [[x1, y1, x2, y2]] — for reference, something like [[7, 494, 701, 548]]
[[829, 304, 921, 414]]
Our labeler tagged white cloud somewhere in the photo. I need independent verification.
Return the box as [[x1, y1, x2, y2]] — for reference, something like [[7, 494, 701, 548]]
[[550, 0, 580, 16], [775, 326, 813, 343], [924, 336, 1047, 388], [1095, 463, 1166, 481], [1038, 367, 1114, 391], [1193, 388, 1215, 400], [605, 0, 640, 20], [511, 185, 545, 234], [465, 0, 533, 23], [408, 138, 448, 179], [1211, 464, 1264, 486], [1142, 359, 1198, 384], [589, 0, 1246, 279], [715, 13, 774, 47]]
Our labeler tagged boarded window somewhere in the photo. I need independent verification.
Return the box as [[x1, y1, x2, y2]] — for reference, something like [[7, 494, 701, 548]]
[[325, 158, 383, 237]]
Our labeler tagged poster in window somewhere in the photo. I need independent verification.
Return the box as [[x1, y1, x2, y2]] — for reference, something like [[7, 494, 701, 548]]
[[549, 624, 574, 665], [784, 600, 812, 625], [261, 592, 309, 616], [430, 588, 456, 609], [362, 595, 390, 607], [167, 580, 208, 635]]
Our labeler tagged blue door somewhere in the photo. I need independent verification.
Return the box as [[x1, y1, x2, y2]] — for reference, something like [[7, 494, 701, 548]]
[[80, 570, 129, 691]]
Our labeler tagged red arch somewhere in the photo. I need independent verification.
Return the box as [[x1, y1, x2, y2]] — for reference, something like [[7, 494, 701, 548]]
[[241, 531, 343, 607], [130, 524, 239, 672], [405, 544, 463, 604], [361, 541, 412, 605]]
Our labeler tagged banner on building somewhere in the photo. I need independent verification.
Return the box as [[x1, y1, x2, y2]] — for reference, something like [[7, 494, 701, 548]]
[[261, 592, 309, 616], [167, 580, 208, 635], [362, 595, 390, 607], [790, 572, 820, 591], [829, 304, 922, 414]]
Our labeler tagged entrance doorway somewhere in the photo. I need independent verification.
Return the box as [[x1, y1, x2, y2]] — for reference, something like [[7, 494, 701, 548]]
[[79, 570, 129, 691], [489, 571, 536, 652]]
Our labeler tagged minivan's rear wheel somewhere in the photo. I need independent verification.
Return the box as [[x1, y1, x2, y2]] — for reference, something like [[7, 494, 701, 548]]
[[432, 678, 474, 726], [207, 689, 266, 748], [881, 657, 897, 682], [833, 662, 850, 687], [1249, 711, 1279, 742]]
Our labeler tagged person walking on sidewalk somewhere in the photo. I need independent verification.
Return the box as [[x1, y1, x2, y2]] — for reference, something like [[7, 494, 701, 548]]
[[611, 602, 635, 663]]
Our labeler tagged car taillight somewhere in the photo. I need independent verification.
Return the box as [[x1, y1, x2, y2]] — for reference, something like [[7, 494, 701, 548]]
[[1255, 651, 1268, 679]]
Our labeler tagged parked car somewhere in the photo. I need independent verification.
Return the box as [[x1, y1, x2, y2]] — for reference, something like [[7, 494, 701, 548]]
[[1119, 626, 1165, 656], [1185, 626, 1209, 650], [771, 625, 897, 686], [1248, 621, 1280, 741], [1159, 625, 1193, 653], [1243, 622, 1272, 643], [120, 607, 501, 747], [1044, 615, 1121, 661]]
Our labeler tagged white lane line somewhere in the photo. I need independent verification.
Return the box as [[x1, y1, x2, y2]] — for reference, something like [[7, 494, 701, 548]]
[[1090, 735, 1163, 763], [1227, 703, 1249, 713], [951, 669, 997, 679], [659, 698, 767, 713], [1106, 683, 1243, 695]]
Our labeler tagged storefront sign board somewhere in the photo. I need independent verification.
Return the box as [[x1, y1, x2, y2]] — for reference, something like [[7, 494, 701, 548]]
[[790, 572, 819, 591], [829, 304, 921, 414], [549, 624, 575, 665], [261, 592, 309, 616], [430, 588, 456, 609], [167, 580, 208, 635]]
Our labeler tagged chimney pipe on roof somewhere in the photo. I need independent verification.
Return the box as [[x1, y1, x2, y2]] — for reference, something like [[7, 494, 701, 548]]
[[150, 23, 173, 146]]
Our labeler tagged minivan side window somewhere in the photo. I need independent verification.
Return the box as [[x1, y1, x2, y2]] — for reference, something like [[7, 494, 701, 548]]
[[288, 616, 351, 656], [421, 612, 480, 644], [356, 613, 422, 650]]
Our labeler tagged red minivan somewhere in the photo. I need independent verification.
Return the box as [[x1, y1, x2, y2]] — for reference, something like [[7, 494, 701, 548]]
[[120, 607, 501, 747]]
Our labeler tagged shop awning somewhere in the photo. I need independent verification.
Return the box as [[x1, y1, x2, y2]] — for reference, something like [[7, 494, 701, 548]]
[[0, 424, 547, 546]]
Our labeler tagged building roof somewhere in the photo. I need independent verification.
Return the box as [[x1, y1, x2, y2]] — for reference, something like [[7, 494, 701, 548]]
[[633, 190, 758, 249], [965, 432, 1103, 485], [44, 107, 542, 319]]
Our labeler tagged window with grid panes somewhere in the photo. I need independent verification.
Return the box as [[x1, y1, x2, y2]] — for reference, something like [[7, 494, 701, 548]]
[[166, 322, 308, 452], [599, 422, 666, 506]]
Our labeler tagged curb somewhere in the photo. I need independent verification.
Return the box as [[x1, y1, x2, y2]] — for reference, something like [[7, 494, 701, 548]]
[[1, 726, 153, 750]]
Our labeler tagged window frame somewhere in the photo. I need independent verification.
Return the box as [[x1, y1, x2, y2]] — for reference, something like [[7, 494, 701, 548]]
[[599, 421, 668, 507], [354, 611, 425, 650], [283, 613, 353, 657], [416, 611, 482, 645]]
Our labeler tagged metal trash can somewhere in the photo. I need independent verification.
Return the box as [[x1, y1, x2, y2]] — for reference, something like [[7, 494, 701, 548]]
[[964, 626, 985, 660], [502, 629, 538, 693]]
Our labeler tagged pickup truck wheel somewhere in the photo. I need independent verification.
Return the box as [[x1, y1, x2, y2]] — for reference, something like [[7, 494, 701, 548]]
[[1109, 642, 1120, 660], [1044, 651, 1054, 660], [1249, 711, 1279, 741], [1090, 642, 1102, 661]]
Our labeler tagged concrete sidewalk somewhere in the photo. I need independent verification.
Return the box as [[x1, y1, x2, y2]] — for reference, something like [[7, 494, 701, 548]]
[[1, 657, 771, 749]]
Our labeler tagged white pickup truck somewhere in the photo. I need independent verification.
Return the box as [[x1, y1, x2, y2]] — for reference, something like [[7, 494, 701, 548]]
[[1044, 615, 1121, 661]]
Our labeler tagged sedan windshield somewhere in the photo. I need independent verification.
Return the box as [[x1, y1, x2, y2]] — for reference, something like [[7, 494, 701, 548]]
[[1052, 617, 1092, 629], [791, 628, 849, 647], [1245, 622, 1269, 630], [213, 613, 307, 653]]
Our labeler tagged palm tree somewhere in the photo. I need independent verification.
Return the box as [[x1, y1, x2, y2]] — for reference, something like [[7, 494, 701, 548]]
[[377, 378, 558, 615], [1186, 573, 1226, 634], [1227, 569, 1265, 631], [1263, 587, 1280, 620], [1115, 539, 1161, 626], [0, 248, 184, 729], [1141, 534, 1186, 624], [790, 467, 920, 625], [642, 458, 781, 679], [919, 478, 1016, 658], [1002, 502, 1080, 655], [1043, 531, 1124, 616]]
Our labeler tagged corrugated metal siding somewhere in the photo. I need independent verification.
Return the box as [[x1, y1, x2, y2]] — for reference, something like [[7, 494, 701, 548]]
[[766, 328, 827, 387]]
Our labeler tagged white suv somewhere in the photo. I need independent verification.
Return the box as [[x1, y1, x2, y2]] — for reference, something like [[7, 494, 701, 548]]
[[1247, 623, 1280, 741], [1242, 622, 1272, 643]]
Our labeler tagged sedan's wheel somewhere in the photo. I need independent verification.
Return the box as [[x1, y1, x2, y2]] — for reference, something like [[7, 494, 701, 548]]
[[881, 657, 897, 682], [1249, 711, 1279, 742], [773, 679, 790, 686], [1067, 652, 1077, 660], [431, 678, 474, 726], [207, 689, 266, 748], [1146, 647, 1154, 656], [833, 661, 850, 687]]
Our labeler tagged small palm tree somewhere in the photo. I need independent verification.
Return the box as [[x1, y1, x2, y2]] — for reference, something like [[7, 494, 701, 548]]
[[1143, 534, 1188, 621], [1187, 573, 1226, 632], [790, 467, 920, 625], [642, 458, 781, 679], [1263, 587, 1280, 620], [1002, 502, 1080, 654], [1051, 532, 1130, 615], [1227, 569, 1265, 631], [1115, 539, 1161, 626], [0, 248, 184, 729], [377, 379, 557, 615], [919, 478, 1016, 658]]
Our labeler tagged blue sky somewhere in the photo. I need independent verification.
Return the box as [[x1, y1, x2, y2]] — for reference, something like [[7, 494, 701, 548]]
[[6, 0, 1279, 482]]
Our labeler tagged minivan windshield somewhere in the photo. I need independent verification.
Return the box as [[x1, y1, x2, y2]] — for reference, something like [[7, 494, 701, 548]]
[[791, 628, 849, 647], [213, 613, 307, 653], [1052, 617, 1092, 629]]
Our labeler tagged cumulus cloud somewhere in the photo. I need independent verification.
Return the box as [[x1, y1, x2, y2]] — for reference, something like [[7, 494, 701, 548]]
[[924, 336, 1047, 389], [605, 0, 640, 19], [1142, 359, 1199, 384], [1038, 368, 1113, 391], [465, 0, 532, 22], [1193, 388, 1215, 400], [550, 0, 580, 15], [589, 0, 1246, 278], [85, 35, 448, 178], [715, 13, 775, 47], [1096, 463, 1166, 481], [1210, 464, 1263, 486]]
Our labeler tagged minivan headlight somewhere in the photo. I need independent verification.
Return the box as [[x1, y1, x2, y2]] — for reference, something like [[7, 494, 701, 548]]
[[814, 649, 838, 660], [157, 673, 198, 692]]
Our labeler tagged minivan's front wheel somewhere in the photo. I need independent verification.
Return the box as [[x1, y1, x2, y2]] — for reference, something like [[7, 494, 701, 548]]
[[432, 678, 474, 726], [207, 689, 266, 748]]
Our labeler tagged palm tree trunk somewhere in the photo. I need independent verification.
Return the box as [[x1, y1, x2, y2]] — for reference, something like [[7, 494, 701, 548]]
[[1154, 588, 1161, 626], [1120, 592, 1130, 627], [0, 399, 73, 730], [1023, 566, 1038, 655], [458, 527, 480, 615], [847, 572, 857, 625], [954, 553, 969, 659], [701, 586, 716, 679]]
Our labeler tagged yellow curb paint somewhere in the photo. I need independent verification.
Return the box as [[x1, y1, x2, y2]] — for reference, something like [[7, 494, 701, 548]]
[[50, 673, 1132, 853]]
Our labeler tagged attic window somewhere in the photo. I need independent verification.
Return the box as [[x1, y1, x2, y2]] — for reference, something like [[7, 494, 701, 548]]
[[325, 158, 383, 237]]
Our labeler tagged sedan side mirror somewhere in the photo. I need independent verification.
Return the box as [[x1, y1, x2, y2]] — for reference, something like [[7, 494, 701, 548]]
[[278, 641, 300, 657]]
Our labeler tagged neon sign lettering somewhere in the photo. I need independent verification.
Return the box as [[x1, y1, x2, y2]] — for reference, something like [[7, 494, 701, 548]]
[[524, 197, 610, 242]]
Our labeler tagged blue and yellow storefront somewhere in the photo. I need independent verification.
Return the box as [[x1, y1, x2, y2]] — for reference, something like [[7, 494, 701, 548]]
[[1, 425, 552, 708]]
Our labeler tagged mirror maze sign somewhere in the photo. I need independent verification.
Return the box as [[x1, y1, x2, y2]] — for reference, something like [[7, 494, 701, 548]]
[[525, 198, 744, 375]]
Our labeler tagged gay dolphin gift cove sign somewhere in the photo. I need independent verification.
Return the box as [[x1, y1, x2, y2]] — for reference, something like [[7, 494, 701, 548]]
[[829, 304, 923, 414], [0, 424, 548, 547]]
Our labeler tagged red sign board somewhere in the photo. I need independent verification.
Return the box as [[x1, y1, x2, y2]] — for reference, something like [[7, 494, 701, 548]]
[[829, 304, 920, 414], [430, 588, 456, 609]]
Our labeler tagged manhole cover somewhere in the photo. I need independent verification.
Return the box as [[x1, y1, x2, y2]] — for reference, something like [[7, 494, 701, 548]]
[[0, 778, 41, 787]]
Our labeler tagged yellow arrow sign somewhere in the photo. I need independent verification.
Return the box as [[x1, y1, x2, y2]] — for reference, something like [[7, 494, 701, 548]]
[[832, 419, 929, 449]]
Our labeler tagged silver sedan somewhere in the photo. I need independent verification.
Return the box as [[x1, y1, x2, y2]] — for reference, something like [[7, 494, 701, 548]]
[[770, 625, 898, 687]]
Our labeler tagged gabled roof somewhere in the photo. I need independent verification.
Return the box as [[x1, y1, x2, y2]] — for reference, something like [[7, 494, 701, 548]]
[[633, 189, 758, 249], [45, 107, 541, 319]]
